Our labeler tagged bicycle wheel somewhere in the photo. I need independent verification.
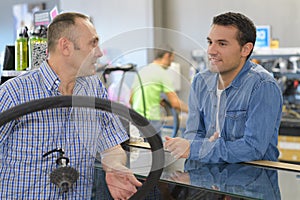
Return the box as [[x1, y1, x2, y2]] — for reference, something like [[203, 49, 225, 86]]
[[0, 95, 165, 200]]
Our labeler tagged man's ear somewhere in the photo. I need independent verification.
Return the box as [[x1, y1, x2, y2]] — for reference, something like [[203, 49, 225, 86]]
[[58, 37, 72, 56], [241, 42, 254, 58], [163, 52, 171, 59]]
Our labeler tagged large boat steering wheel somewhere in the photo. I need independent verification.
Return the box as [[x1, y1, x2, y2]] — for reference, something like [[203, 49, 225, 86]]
[[0, 95, 165, 200]]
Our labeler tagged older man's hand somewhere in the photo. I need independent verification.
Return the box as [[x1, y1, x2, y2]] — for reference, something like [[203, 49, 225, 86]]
[[105, 165, 142, 200]]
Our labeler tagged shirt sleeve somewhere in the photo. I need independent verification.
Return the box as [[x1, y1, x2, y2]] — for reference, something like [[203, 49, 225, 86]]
[[183, 78, 207, 140], [95, 79, 129, 152], [0, 85, 17, 145]]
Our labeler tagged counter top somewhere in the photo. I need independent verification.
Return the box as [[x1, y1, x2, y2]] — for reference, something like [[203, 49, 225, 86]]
[[1, 70, 27, 77], [94, 142, 300, 199]]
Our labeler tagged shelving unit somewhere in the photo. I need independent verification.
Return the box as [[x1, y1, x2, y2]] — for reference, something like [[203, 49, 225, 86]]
[[2, 70, 26, 77], [0, 70, 27, 84], [252, 47, 300, 59]]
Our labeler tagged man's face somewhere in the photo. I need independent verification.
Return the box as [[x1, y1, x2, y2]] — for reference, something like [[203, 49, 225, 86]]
[[72, 18, 103, 77], [206, 25, 245, 76]]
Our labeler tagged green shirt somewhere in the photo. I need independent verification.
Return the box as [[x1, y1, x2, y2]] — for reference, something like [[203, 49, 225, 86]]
[[131, 63, 174, 120]]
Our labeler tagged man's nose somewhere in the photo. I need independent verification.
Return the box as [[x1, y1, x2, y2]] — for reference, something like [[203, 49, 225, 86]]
[[207, 43, 217, 55], [95, 46, 103, 58]]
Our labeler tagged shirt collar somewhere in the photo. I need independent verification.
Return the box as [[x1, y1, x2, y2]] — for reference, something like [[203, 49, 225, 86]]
[[205, 59, 252, 91], [39, 61, 61, 92], [203, 71, 218, 92], [230, 59, 252, 89]]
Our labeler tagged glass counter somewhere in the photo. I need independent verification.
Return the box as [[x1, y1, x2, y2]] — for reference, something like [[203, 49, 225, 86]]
[[93, 144, 300, 199]]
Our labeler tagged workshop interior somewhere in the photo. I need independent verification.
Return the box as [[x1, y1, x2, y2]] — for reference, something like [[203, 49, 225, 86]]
[[1, 0, 300, 199]]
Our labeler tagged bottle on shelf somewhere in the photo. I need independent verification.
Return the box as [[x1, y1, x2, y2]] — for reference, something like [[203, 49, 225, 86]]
[[28, 25, 48, 70], [15, 26, 29, 71]]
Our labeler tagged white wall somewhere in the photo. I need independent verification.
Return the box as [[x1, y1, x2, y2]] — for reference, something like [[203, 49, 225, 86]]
[[60, 0, 155, 67], [164, 0, 300, 49]]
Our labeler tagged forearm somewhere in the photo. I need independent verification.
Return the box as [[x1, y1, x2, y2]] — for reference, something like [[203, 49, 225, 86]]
[[167, 92, 188, 113], [189, 137, 247, 163], [101, 145, 143, 199], [100, 145, 127, 171], [170, 98, 187, 112], [178, 99, 189, 113]]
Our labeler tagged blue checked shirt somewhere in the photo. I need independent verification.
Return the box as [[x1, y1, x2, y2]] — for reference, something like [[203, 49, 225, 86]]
[[184, 60, 283, 163], [0, 61, 129, 199]]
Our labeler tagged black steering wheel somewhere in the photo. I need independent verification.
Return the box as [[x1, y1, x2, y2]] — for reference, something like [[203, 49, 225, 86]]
[[0, 95, 165, 200]]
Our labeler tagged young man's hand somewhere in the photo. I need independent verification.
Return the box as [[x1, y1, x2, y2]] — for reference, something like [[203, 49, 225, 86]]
[[164, 136, 190, 159]]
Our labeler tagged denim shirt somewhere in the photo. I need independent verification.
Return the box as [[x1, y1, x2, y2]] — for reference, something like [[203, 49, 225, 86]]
[[184, 60, 283, 163]]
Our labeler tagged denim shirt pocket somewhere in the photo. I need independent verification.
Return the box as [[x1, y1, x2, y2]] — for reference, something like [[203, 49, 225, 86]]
[[224, 110, 247, 140]]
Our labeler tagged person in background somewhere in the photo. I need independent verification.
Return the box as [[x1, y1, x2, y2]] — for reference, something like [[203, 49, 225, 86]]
[[164, 12, 283, 163], [0, 12, 141, 199], [130, 46, 188, 135]]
